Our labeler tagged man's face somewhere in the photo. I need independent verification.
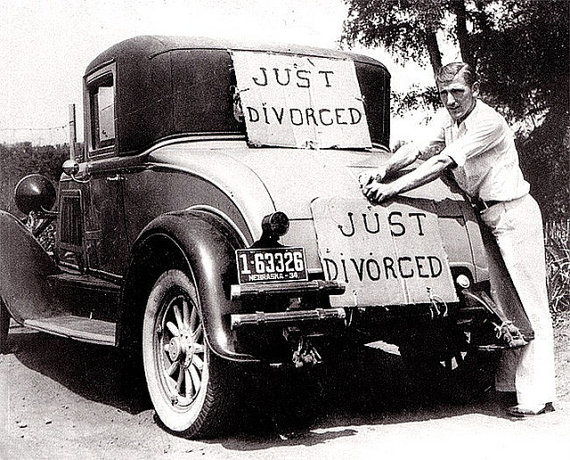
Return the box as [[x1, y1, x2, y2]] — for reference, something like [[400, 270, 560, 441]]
[[437, 72, 479, 122]]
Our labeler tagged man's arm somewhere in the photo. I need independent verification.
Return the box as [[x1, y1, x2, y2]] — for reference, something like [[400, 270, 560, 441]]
[[358, 143, 422, 187], [363, 153, 455, 203]]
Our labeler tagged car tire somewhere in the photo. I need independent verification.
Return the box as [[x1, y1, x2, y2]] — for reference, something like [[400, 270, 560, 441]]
[[0, 298, 10, 354], [142, 269, 234, 438]]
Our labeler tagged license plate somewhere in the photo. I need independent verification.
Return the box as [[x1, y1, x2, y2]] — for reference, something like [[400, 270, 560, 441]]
[[236, 247, 308, 284], [311, 197, 458, 306]]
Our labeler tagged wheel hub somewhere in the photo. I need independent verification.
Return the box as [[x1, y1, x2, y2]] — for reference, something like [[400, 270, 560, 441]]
[[168, 333, 197, 368], [168, 337, 182, 361]]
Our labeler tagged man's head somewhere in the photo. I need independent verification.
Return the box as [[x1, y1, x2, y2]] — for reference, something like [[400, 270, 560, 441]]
[[435, 62, 479, 123]]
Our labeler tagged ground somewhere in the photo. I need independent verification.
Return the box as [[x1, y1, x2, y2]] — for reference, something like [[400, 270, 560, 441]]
[[1, 311, 569, 459]]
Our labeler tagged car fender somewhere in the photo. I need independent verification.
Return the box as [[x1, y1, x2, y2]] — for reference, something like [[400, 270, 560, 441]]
[[0, 210, 61, 323], [119, 209, 258, 362]]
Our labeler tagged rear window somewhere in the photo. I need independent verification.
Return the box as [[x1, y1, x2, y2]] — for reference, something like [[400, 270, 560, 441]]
[[170, 49, 389, 148]]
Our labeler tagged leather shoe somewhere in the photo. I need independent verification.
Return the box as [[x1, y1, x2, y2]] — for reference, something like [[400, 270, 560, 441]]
[[507, 402, 555, 417]]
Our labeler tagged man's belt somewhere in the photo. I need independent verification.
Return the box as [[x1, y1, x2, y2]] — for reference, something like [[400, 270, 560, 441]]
[[471, 198, 502, 212]]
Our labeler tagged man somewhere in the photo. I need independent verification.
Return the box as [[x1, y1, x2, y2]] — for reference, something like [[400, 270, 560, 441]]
[[360, 62, 555, 417]]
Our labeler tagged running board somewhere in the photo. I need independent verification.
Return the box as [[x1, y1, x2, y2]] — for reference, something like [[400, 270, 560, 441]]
[[24, 315, 116, 346], [47, 273, 121, 293]]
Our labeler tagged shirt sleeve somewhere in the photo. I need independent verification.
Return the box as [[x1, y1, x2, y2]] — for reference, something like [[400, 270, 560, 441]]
[[413, 110, 446, 160], [439, 113, 504, 167]]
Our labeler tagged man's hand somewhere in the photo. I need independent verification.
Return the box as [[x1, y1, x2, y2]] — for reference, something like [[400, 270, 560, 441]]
[[359, 166, 396, 203], [358, 167, 388, 189], [362, 181, 397, 203]]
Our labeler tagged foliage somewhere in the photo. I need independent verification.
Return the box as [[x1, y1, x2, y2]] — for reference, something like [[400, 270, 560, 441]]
[[342, 0, 448, 70], [343, 0, 569, 117], [0, 142, 68, 215], [517, 105, 569, 220], [473, 1, 568, 122], [390, 86, 440, 117], [545, 220, 570, 315], [342, 0, 569, 220]]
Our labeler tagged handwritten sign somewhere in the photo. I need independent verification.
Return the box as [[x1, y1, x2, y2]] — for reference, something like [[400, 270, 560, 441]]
[[311, 197, 458, 307], [231, 51, 372, 149]]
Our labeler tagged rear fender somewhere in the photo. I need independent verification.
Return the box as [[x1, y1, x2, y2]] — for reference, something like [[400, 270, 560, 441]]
[[0, 210, 61, 323], [119, 210, 257, 361]]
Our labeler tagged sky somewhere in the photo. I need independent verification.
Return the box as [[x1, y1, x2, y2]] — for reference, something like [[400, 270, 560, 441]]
[[0, 0, 438, 146]]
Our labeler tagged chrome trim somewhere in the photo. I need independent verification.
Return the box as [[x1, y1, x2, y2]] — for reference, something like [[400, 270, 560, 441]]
[[86, 268, 123, 284], [59, 260, 81, 271], [143, 133, 246, 154]]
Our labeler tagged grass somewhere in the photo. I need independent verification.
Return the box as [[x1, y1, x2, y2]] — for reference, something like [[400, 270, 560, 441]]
[[546, 220, 570, 316]]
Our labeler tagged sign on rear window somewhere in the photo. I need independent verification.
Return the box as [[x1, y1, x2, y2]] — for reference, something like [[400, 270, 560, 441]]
[[231, 51, 372, 149]]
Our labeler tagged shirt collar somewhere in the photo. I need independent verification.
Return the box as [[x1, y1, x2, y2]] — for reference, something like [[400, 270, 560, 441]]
[[444, 99, 482, 130], [457, 100, 479, 128]]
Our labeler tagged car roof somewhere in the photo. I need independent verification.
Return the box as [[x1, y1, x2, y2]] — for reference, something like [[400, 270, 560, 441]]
[[85, 35, 387, 75]]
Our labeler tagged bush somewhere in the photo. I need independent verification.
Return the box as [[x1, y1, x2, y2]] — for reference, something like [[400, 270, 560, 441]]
[[546, 220, 570, 315], [0, 142, 68, 215]]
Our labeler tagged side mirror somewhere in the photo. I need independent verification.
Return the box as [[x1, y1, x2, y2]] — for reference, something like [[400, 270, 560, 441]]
[[14, 174, 56, 215]]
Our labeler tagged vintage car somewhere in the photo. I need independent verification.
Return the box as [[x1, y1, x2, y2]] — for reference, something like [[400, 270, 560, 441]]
[[0, 36, 504, 437]]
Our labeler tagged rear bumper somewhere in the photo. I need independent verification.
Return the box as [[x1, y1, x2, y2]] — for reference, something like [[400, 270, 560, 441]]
[[231, 307, 346, 329], [229, 283, 495, 335], [230, 279, 347, 330], [230, 279, 345, 299]]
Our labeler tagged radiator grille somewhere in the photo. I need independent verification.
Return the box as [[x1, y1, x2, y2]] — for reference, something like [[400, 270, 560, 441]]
[[60, 193, 82, 247]]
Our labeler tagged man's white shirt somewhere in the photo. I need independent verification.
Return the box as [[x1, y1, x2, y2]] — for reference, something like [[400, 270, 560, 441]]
[[413, 100, 530, 201]]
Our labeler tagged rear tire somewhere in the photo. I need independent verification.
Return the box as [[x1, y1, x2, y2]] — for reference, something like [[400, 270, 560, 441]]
[[142, 269, 235, 438]]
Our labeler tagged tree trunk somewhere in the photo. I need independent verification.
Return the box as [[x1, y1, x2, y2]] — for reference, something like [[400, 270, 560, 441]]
[[425, 31, 443, 76], [452, 0, 475, 68]]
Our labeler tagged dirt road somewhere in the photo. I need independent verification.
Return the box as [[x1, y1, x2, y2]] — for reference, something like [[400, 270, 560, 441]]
[[1, 312, 569, 459]]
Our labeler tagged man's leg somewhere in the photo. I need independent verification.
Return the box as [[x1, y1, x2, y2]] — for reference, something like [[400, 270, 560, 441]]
[[481, 195, 556, 407]]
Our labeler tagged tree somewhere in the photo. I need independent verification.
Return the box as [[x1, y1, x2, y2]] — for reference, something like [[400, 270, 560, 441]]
[[343, 0, 446, 73], [0, 143, 68, 215], [342, 0, 569, 219]]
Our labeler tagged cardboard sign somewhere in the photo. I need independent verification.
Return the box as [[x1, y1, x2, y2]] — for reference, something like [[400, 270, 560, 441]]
[[231, 51, 372, 149], [311, 197, 458, 307]]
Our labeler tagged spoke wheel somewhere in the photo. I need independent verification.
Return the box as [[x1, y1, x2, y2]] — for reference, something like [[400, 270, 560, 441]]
[[0, 298, 11, 354], [142, 269, 233, 437]]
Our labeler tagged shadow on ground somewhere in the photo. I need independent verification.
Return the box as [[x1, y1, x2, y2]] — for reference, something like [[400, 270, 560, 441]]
[[5, 323, 510, 450], [7, 325, 150, 415]]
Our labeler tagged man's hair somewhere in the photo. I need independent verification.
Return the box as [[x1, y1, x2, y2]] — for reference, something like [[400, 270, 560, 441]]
[[435, 62, 478, 87]]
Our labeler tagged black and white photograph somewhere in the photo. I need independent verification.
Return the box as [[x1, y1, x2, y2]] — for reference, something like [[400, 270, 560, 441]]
[[0, 1, 568, 458]]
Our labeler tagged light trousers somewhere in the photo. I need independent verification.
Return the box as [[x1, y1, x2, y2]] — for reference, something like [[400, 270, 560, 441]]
[[480, 194, 556, 406]]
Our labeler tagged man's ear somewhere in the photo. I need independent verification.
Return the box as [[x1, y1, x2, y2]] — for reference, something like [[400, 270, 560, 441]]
[[472, 81, 480, 98]]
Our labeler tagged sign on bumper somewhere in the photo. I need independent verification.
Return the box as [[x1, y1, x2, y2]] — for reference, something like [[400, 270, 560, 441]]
[[311, 197, 458, 307]]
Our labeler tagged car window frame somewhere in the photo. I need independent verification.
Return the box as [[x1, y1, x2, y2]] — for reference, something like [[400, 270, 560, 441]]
[[85, 62, 117, 159]]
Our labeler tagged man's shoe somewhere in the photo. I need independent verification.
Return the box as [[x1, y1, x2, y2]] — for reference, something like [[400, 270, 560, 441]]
[[507, 402, 555, 417]]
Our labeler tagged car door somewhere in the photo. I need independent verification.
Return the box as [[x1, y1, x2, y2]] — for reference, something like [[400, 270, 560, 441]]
[[82, 63, 129, 278]]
